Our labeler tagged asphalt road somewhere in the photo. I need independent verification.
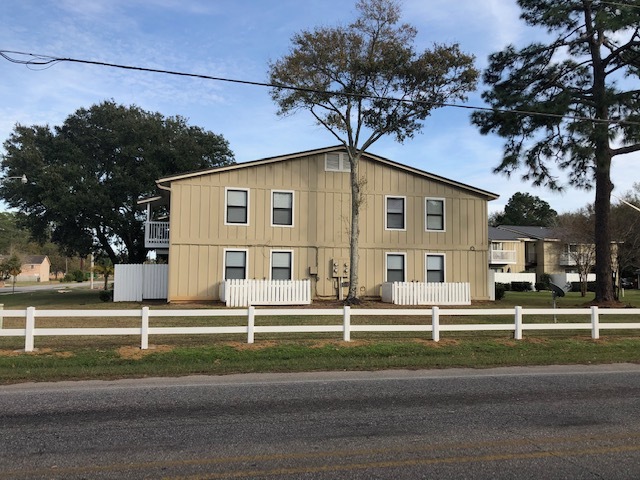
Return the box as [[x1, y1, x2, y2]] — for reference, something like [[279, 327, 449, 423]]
[[1, 365, 640, 479]]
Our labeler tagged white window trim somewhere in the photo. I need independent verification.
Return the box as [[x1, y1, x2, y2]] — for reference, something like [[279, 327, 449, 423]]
[[385, 252, 407, 283], [324, 152, 351, 172], [270, 190, 295, 228], [224, 187, 250, 226], [425, 253, 446, 283], [269, 249, 294, 280], [385, 195, 407, 231], [223, 248, 249, 280], [425, 197, 446, 232]]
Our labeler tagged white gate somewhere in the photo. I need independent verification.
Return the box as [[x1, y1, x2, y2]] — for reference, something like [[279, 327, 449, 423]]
[[114, 264, 168, 302]]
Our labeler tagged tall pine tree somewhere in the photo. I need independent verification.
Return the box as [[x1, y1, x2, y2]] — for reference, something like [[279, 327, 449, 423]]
[[472, 0, 640, 303]]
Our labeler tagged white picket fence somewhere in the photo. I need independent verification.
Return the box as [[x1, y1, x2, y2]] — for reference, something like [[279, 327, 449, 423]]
[[381, 282, 470, 305], [1, 305, 640, 352], [114, 264, 168, 302], [220, 279, 312, 307]]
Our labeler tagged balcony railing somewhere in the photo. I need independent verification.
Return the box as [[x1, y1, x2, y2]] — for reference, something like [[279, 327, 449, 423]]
[[145, 221, 169, 249], [559, 253, 578, 266], [490, 249, 517, 264]]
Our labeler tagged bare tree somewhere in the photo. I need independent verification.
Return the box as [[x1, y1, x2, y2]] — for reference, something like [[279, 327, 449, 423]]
[[553, 210, 596, 297], [269, 0, 477, 303]]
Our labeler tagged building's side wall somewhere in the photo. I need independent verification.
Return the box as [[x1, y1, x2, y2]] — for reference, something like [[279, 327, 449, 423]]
[[539, 240, 563, 277], [167, 153, 492, 302]]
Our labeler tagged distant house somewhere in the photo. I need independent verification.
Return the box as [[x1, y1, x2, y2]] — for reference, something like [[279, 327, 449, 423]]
[[142, 146, 499, 303], [0, 255, 51, 283]]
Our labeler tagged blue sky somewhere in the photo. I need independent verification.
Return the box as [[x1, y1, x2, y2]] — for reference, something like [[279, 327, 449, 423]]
[[2, 0, 638, 214]]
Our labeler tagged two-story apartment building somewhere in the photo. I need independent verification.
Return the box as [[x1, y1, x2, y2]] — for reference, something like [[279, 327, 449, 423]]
[[489, 225, 605, 282], [144, 146, 498, 302]]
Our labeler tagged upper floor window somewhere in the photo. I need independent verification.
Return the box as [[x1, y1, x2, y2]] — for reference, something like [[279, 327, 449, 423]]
[[426, 254, 445, 282], [425, 198, 445, 231], [325, 152, 351, 172], [225, 188, 249, 225], [224, 249, 248, 280], [271, 251, 293, 280], [386, 196, 406, 230], [386, 253, 406, 283], [272, 190, 294, 227]]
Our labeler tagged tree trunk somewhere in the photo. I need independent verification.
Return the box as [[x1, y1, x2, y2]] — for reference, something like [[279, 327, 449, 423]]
[[96, 229, 119, 265], [346, 153, 361, 303], [593, 150, 615, 303]]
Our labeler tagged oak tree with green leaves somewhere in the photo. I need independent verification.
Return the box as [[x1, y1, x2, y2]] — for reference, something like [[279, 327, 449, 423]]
[[1, 101, 234, 264], [269, 0, 478, 302], [472, 0, 640, 304], [491, 192, 558, 227]]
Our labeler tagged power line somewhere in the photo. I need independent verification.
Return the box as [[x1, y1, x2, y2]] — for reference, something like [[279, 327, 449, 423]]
[[1, 49, 639, 127]]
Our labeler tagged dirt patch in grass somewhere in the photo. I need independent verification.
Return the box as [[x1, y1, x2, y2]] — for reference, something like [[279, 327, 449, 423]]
[[0, 348, 74, 358], [117, 345, 174, 360], [225, 340, 279, 351], [309, 340, 370, 348]]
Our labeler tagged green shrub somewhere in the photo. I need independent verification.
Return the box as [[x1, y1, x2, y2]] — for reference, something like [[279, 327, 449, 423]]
[[510, 281, 533, 292], [98, 289, 113, 302], [495, 283, 506, 300], [72, 270, 85, 282], [571, 281, 596, 292]]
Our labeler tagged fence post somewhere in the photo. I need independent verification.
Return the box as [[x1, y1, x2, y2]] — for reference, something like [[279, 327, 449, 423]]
[[591, 306, 599, 340], [343, 306, 351, 342], [514, 306, 523, 340], [432, 306, 439, 342], [25, 306, 35, 352], [141, 307, 149, 350], [0, 303, 3, 329], [247, 306, 255, 344]]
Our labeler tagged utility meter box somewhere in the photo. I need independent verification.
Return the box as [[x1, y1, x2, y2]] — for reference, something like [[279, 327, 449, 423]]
[[331, 258, 350, 278]]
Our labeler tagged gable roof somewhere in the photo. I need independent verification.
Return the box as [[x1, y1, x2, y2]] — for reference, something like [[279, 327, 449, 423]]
[[496, 225, 558, 240], [0, 255, 49, 265], [23, 255, 49, 265], [489, 226, 526, 241], [156, 146, 499, 200]]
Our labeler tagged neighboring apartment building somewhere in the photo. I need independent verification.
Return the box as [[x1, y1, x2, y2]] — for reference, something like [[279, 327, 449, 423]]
[[143, 146, 498, 302], [489, 225, 596, 280]]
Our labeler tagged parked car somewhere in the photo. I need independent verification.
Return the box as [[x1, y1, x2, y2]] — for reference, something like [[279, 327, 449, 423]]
[[621, 278, 633, 289]]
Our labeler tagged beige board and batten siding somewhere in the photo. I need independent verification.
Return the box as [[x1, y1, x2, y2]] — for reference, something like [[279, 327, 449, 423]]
[[164, 149, 496, 302]]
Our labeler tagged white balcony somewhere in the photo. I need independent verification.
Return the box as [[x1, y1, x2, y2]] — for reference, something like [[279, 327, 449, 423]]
[[559, 253, 577, 266], [490, 249, 517, 264], [145, 221, 169, 249]]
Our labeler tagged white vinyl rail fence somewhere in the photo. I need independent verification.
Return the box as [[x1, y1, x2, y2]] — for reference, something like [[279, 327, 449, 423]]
[[220, 279, 312, 307], [381, 282, 471, 305], [1, 306, 639, 352]]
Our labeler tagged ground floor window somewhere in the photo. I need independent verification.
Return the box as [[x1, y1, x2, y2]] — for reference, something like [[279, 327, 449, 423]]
[[224, 249, 247, 279], [426, 254, 445, 282], [386, 253, 406, 283], [271, 251, 292, 280]]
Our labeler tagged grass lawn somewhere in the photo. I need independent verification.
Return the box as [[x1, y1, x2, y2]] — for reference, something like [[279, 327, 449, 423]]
[[1, 287, 639, 384]]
